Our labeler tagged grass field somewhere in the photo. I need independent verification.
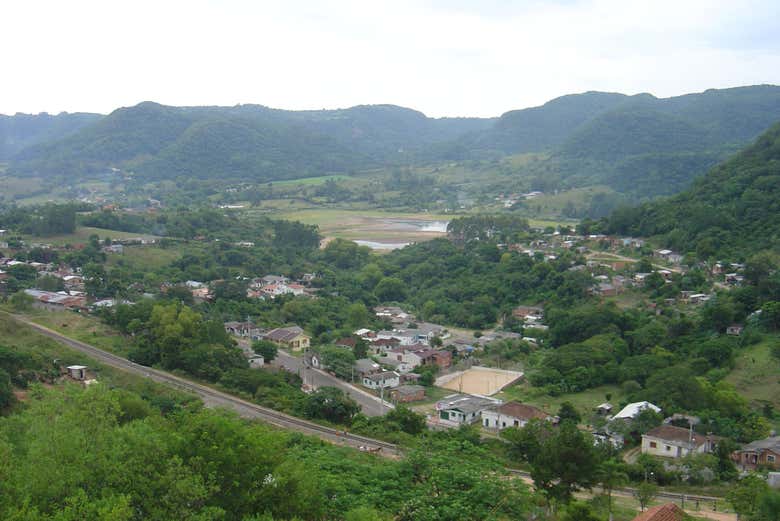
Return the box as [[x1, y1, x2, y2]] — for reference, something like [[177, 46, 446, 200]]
[[725, 336, 780, 411], [12, 309, 130, 356], [270, 175, 352, 186], [497, 382, 625, 419], [107, 244, 183, 271], [23, 226, 160, 246], [0, 311, 190, 402]]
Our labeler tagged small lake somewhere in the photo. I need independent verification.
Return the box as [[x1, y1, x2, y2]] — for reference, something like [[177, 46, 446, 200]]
[[380, 219, 449, 233], [354, 240, 411, 250]]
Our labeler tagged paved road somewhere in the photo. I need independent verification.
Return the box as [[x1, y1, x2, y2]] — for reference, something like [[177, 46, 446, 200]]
[[4, 312, 399, 456], [272, 349, 393, 417]]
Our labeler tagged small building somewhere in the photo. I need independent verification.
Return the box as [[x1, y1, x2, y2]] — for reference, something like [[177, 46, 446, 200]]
[[612, 401, 661, 421], [481, 401, 553, 431], [436, 393, 501, 425], [726, 324, 744, 336], [595, 403, 613, 415], [379, 356, 412, 373], [67, 365, 88, 381], [734, 436, 780, 471], [362, 371, 400, 390], [641, 425, 718, 459], [354, 358, 381, 378], [389, 384, 426, 403], [248, 354, 265, 368], [263, 326, 310, 351]]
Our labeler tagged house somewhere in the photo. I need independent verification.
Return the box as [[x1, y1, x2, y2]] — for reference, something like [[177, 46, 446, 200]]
[[362, 371, 400, 390], [481, 401, 554, 431], [612, 401, 661, 421], [726, 324, 744, 336], [224, 321, 264, 339], [641, 425, 719, 458], [734, 436, 780, 471], [436, 393, 501, 425], [595, 403, 613, 415], [368, 337, 401, 354], [261, 275, 290, 285], [24, 289, 87, 311], [379, 357, 412, 373], [248, 354, 265, 368], [263, 326, 310, 351], [592, 282, 618, 297], [334, 337, 357, 349], [389, 385, 426, 403], [631, 503, 686, 521], [354, 358, 381, 378], [513, 305, 544, 320], [304, 351, 321, 369]]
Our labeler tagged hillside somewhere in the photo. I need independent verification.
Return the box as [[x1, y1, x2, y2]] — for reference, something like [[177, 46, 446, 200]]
[[9, 102, 493, 182], [602, 120, 780, 259], [0, 111, 101, 159], [5, 85, 780, 198]]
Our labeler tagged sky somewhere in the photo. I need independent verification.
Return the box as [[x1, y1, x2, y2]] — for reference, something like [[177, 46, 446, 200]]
[[2, 0, 780, 118]]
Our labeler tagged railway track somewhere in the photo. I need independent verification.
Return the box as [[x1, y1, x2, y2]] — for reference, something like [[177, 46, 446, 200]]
[[5, 312, 399, 456]]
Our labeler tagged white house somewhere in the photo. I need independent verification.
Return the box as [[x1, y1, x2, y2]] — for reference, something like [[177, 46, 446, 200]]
[[641, 425, 719, 459], [481, 401, 554, 431], [362, 371, 400, 390], [379, 357, 412, 373], [248, 354, 265, 368], [436, 394, 501, 425], [612, 401, 661, 421]]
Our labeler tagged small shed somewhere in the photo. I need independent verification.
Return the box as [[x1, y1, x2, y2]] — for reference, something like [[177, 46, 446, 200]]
[[67, 365, 88, 381], [595, 402, 613, 415]]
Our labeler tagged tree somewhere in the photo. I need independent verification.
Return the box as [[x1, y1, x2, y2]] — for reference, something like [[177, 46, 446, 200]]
[[557, 402, 581, 425], [319, 346, 356, 381], [374, 277, 406, 302], [596, 459, 628, 521], [303, 387, 360, 425], [252, 340, 278, 363], [384, 406, 426, 435], [634, 481, 657, 511], [560, 502, 600, 521], [727, 474, 770, 520], [9, 291, 34, 311], [756, 490, 780, 521], [527, 421, 599, 507], [0, 368, 14, 410]]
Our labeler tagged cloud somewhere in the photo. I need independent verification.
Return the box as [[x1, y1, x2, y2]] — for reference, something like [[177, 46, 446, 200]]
[[1, 0, 779, 117]]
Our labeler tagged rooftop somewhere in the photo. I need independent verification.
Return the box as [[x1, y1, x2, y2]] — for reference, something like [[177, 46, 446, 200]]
[[612, 401, 661, 420], [495, 401, 550, 421], [631, 503, 685, 521]]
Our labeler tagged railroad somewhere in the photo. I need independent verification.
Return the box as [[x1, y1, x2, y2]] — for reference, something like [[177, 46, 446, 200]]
[[4, 312, 399, 456]]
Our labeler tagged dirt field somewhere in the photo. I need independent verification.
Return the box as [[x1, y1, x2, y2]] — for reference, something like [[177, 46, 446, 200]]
[[436, 367, 524, 396]]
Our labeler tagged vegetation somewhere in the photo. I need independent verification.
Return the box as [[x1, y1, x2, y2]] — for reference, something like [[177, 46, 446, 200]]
[[600, 121, 780, 259]]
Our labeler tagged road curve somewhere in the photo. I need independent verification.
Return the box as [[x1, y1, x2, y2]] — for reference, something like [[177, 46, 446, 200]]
[[4, 312, 399, 456]]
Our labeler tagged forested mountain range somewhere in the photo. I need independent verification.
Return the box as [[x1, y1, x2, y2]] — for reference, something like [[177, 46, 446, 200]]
[[601, 120, 780, 259], [0, 111, 101, 159], [4, 85, 780, 198]]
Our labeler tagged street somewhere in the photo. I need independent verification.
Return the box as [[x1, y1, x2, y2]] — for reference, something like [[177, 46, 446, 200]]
[[272, 349, 393, 417]]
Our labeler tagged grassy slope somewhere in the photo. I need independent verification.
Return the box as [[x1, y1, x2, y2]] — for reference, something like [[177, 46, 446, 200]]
[[22, 226, 160, 246], [725, 336, 780, 410]]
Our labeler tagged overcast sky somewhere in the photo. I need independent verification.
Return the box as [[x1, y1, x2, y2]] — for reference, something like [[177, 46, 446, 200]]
[[2, 0, 780, 118]]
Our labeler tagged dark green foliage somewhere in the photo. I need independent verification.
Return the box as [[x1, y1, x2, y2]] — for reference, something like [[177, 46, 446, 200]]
[[302, 386, 360, 425], [603, 121, 780, 258], [0, 111, 101, 159]]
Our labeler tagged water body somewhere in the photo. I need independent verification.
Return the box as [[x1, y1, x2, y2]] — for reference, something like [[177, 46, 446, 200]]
[[379, 219, 449, 233], [354, 240, 410, 250]]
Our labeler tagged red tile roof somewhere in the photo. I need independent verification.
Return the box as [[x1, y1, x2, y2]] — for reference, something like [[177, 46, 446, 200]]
[[631, 503, 685, 521]]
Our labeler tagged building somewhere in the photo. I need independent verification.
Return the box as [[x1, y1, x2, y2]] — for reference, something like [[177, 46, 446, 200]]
[[263, 326, 310, 351], [224, 321, 265, 339], [66, 365, 88, 380], [612, 401, 661, 421], [379, 357, 412, 373], [631, 503, 686, 521], [248, 354, 265, 368], [362, 371, 400, 390], [734, 436, 780, 471], [595, 403, 613, 415], [726, 324, 744, 336], [24, 289, 87, 311], [354, 358, 381, 378], [481, 401, 554, 431], [389, 385, 426, 403], [436, 393, 501, 425], [641, 425, 718, 459]]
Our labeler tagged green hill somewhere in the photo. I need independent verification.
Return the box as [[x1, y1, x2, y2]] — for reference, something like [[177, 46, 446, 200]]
[[9, 102, 493, 182], [0, 111, 101, 159], [602, 120, 780, 259]]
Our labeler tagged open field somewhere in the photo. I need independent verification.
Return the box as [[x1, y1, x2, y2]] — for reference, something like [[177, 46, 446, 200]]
[[270, 174, 353, 186], [106, 244, 183, 271], [267, 208, 453, 246], [23, 226, 160, 246], [436, 366, 524, 396], [497, 382, 625, 418], [725, 336, 780, 411]]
